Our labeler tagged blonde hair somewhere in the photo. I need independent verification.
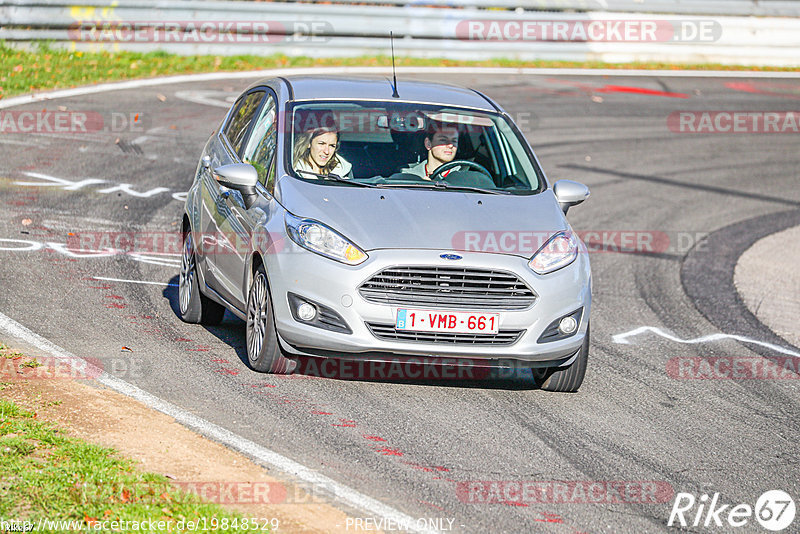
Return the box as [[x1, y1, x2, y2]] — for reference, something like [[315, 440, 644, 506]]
[[293, 127, 341, 175]]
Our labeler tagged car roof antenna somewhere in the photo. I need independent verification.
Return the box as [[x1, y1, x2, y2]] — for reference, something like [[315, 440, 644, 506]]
[[389, 32, 400, 98]]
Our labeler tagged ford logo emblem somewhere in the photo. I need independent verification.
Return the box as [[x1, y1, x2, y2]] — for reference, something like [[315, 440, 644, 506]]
[[440, 253, 462, 261]]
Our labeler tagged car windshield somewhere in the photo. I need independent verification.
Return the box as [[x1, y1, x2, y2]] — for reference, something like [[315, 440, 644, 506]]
[[286, 101, 543, 194]]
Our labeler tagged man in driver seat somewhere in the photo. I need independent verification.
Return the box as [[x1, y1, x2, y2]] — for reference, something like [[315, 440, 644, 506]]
[[401, 121, 460, 180]]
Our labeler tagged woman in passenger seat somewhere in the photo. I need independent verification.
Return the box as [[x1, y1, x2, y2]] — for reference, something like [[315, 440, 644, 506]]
[[293, 126, 353, 179]]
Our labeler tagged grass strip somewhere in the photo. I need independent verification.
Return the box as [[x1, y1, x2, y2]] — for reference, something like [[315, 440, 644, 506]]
[[1, 42, 797, 100], [0, 396, 267, 532]]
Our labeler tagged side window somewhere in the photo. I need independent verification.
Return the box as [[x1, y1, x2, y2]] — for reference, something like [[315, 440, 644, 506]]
[[223, 91, 265, 157], [241, 93, 278, 192]]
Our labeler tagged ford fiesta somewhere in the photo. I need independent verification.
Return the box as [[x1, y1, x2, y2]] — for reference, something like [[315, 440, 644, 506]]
[[179, 76, 591, 392]]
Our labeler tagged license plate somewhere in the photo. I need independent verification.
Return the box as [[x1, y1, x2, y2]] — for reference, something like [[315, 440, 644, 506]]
[[395, 309, 500, 334]]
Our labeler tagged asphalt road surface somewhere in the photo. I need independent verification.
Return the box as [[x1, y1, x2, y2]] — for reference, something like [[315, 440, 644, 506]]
[[1, 70, 798, 533]]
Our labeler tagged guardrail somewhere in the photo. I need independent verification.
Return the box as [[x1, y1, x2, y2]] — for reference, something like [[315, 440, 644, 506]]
[[5, 0, 800, 16], [1, 0, 799, 67]]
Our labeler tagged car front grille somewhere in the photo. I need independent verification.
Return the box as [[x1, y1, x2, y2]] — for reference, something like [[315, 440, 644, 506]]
[[366, 323, 524, 346], [358, 266, 536, 310]]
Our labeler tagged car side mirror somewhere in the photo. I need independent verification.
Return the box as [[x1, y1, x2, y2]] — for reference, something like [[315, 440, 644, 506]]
[[553, 179, 590, 214], [213, 163, 259, 194], [213, 163, 260, 209]]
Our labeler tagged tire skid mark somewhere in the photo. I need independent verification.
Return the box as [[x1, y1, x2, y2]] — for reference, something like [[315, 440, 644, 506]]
[[226, 373, 467, 519], [273, 372, 324, 380], [725, 80, 800, 100], [401, 461, 450, 474], [141, 327, 169, 335], [104, 288, 127, 309], [545, 78, 689, 98], [332, 419, 357, 428], [534, 512, 564, 523], [417, 500, 445, 512], [5, 193, 39, 207], [208, 362, 463, 512], [248, 382, 277, 388]]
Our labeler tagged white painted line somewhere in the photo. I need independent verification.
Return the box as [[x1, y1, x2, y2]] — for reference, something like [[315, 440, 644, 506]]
[[0, 310, 436, 534], [133, 252, 183, 257], [612, 326, 800, 357], [92, 276, 178, 287], [174, 90, 236, 109], [17, 171, 184, 204], [18, 171, 107, 190], [2, 66, 799, 110], [0, 138, 42, 147], [128, 254, 182, 267]]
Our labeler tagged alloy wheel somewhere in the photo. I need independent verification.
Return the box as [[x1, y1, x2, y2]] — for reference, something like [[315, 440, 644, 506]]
[[179, 233, 195, 315], [247, 272, 268, 362]]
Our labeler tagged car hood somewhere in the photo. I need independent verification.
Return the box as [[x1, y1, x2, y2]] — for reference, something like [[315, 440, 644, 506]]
[[276, 177, 568, 257]]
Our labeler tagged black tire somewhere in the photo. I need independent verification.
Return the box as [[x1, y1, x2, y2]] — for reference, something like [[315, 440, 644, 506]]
[[533, 324, 589, 393], [245, 265, 295, 374], [179, 230, 226, 325]]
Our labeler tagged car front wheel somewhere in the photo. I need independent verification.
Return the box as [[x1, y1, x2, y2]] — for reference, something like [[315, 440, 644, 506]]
[[246, 265, 295, 374], [533, 324, 589, 393]]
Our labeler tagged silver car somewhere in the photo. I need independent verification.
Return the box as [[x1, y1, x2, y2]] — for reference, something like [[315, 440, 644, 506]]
[[179, 76, 591, 392]]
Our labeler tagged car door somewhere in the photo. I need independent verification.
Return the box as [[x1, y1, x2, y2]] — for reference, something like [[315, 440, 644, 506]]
[[214, 90, 279, 309], [203, 89, 265, 307]]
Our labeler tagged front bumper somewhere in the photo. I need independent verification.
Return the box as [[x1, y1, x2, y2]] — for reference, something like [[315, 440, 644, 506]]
[[265, 239, 591, 365]]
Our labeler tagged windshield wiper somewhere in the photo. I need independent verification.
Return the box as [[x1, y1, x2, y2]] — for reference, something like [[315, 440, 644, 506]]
[[376, 181, 511, 195], [296, 171, 377, 188]]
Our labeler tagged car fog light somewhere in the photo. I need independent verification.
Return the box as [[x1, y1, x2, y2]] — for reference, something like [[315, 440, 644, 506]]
[[297, 302, 317, 321], [558, 316, 578, 335]]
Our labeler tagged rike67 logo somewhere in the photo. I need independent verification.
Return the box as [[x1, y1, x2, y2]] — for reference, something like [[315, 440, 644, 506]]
[[668, 490, 796, 531]]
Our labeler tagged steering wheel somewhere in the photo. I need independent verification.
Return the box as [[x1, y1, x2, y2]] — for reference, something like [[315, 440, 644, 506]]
[[429, 160, 492, 181]]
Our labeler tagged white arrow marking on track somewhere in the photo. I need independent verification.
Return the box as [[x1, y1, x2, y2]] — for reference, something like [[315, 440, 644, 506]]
[[17, 171, 107, 190], [612, 326, 800, 357]]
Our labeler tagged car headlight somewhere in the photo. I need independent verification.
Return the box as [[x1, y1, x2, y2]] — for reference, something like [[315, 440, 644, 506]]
[[528, 231, 579, 274], [285, 212, 367, 265]]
